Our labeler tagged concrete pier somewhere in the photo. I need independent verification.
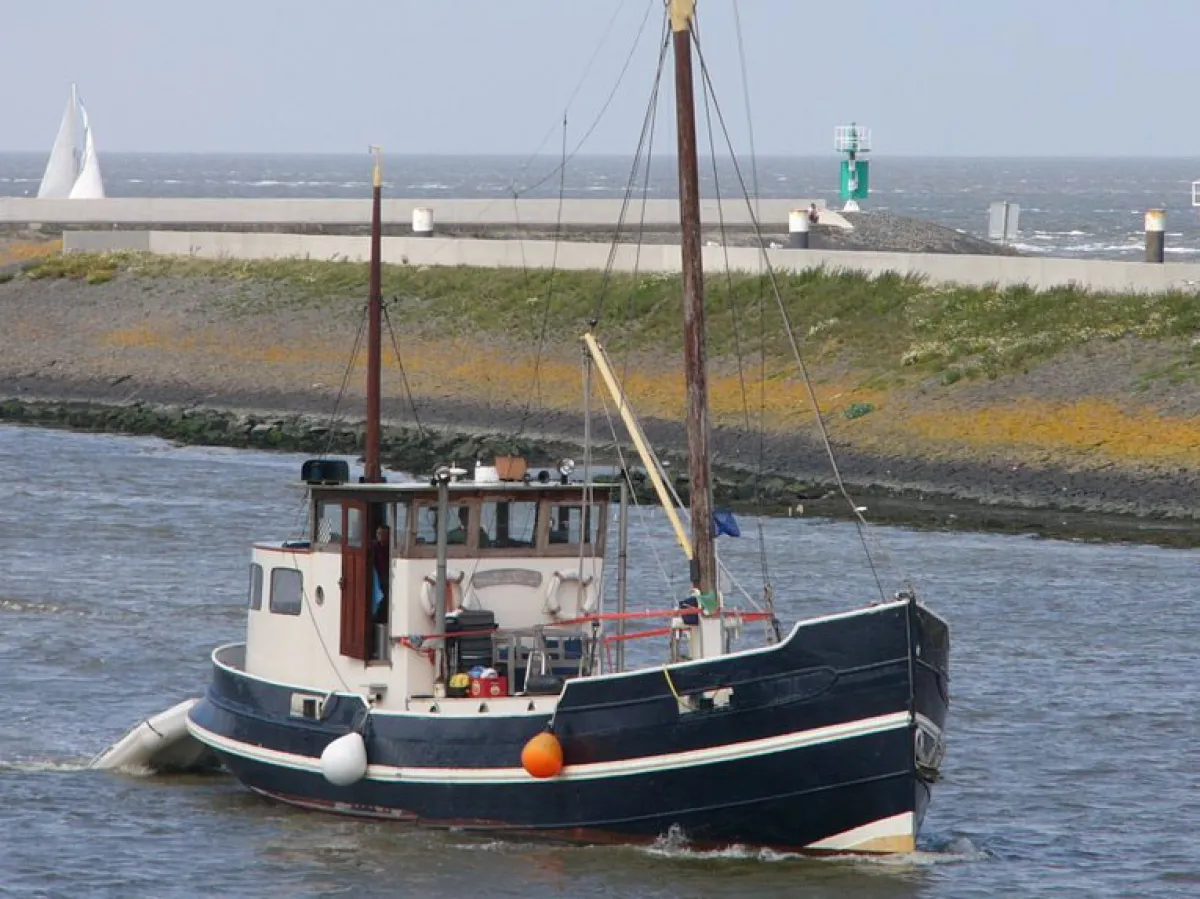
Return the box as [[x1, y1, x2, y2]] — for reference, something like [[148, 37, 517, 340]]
[[61, 229, 1200, 293], [0, 197, 847, 229]]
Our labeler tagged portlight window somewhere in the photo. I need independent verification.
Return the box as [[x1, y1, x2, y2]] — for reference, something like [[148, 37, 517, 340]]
[[248, 563, 264, 610], [270, 568, 303, 616]]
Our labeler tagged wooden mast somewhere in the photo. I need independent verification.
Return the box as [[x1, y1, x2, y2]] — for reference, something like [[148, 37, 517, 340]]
[[364, 146, 383, 483], [669, 0, 718, 604]]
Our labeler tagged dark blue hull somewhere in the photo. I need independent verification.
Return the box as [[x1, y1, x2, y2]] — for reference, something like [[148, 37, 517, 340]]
[[189, 598, 949, 851]]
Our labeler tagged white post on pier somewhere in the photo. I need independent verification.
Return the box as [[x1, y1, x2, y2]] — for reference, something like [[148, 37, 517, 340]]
[[788, 209, 810, 249], [1144, 209, 1165, 264], [412, 206, 434, 237]]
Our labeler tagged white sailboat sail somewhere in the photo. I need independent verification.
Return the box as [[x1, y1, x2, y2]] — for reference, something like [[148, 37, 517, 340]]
[[36, 83, 106, 199], [37, 84, 79, 198], [68, 104, 106, 199]]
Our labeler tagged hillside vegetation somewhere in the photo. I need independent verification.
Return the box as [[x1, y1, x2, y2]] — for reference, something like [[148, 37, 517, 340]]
[[26, 250, 1200, 378], [11, 249, 1200, 474]]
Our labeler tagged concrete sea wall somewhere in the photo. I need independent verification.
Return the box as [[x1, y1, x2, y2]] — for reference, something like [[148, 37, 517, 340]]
[[0, 196, 834, 228], [63, 228, 1200, 293]]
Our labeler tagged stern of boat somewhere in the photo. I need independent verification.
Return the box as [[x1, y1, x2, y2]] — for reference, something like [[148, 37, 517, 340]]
[[909, 598, 950, 835]]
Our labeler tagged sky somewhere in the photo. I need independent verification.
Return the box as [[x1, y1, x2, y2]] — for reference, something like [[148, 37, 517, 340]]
[[3, 0, 1199, 157]]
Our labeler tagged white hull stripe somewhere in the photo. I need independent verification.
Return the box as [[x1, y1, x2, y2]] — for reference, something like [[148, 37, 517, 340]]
[[188, 710, 910, 785], [806, 812, 915, 851]]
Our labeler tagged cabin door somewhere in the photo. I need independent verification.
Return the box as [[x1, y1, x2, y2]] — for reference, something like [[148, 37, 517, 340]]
[[339, 500, 370, 660]]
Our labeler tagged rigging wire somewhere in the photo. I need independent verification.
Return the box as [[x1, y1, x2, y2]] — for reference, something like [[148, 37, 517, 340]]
[[514, 0, 658, 199], [617, 37, 662, 394], [382, 301, 425, 435], [517, 112, 569, 437], [287, 306, 368, 538], [731, 1, 762, 225], [591, 332, 766, 613], [689, 25, 889, 605], [693, 16, 777, 638], [278, 301, 371, 693], [595, 385, 681, 595], [507, 0, 639, 190], [591, 18, 671, 327], [603, 19, 664, 441], [597, 381, 765, 615], [420, 0, 654, 257], [731, 0, 775, 601], [320, 306, 368, 461]]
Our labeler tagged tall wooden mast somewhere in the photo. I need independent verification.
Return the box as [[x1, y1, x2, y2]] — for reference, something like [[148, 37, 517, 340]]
[[364, 146, 383, 483], [669, 0, 718, 603]]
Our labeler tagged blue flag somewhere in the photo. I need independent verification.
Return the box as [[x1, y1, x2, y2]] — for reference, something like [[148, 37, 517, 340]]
[[372, 568, 385, 613], [713, 508, 741, 538]]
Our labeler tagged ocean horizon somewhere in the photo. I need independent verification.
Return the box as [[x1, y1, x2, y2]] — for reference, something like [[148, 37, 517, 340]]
[[3, 151, 1199, 260]]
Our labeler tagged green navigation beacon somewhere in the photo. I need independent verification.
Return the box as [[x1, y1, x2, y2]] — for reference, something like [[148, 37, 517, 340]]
[[835, 123, 871, 211]]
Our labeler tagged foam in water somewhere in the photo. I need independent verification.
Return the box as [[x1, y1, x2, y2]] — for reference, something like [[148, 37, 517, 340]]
[[0, 596, 87, 616], [0, 757, 93, 774], [634, 825, 990, 867]]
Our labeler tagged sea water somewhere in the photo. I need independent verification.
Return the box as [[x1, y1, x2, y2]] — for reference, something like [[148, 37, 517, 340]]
[[0, 423, 1197, 897]]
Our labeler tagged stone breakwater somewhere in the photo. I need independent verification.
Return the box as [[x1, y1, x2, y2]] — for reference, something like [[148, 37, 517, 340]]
[[2, 394, 1197, 548], [0, 396, 820, 516]]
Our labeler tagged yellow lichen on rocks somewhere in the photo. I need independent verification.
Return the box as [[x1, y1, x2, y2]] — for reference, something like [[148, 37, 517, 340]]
[[0, 240, 61, 266], [900, 399, 1200, 468]]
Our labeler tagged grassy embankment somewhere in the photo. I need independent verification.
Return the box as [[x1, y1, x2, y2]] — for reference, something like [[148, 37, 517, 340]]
[[0, 238, 60, 274], [18, 249, 1200, 472]]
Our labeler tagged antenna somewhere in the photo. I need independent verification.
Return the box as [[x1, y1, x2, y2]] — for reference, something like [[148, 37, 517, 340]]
[[834, 123, 871, 212]]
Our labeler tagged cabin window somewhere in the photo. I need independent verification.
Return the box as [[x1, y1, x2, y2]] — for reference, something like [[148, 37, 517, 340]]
[[480, 500, 538, 549], [414, 502, 471, 547], [388, 502, 409, 551], [346, 506, 364, 549], [248, 563, 264, 610], [547, 502, 604, 547], [269, 568, 303, 616], [315, 501, 342, 546]]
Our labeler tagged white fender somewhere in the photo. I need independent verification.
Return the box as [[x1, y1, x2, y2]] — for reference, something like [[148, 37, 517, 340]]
[[420, 571, 465, 618], [544, 570, 596, 617], [320, 732, 367, 786]]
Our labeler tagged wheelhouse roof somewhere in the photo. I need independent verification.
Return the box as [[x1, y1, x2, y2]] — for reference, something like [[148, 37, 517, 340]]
[[306, 480, 615, 497]]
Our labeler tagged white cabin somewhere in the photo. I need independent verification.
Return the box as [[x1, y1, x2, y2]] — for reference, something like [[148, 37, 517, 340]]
[[242, 461, 609, 715]]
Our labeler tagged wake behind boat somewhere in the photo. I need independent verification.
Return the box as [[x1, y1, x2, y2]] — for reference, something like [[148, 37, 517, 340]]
[[100, 0, 950, 853]]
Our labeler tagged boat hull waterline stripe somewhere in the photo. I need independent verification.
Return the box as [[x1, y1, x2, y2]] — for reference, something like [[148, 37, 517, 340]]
[[189, 710, 911, 784], [247, 786, 917, 853]]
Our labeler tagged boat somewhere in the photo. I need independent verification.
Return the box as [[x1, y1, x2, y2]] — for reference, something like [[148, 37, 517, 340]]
[[89, 699, 219, 773], [178, 2, 950, 852], [37, 82, 106, 200]]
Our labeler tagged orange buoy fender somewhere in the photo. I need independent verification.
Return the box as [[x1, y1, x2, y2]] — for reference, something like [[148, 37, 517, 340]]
[[521, 731, 564, 779]]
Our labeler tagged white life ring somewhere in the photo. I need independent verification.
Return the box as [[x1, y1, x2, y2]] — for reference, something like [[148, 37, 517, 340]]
[[544, 570, 596, 618], [420, 571, 465, 618]]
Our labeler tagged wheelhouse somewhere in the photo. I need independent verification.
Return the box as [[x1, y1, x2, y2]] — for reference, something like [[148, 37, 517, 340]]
[[242, 465, 612, 714]]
